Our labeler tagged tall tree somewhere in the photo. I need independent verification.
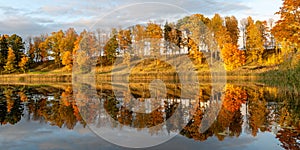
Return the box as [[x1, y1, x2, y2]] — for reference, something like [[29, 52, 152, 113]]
[[0, 35, 9, 71], [8, 34, 25, 68], [255, 20, 268, 47], [164, 22, 172, 54], [117, 29, 132, 54], [246, 17, 264, 62], [225, 16, 240, 46], [27, 36, 35, 66], [209, 14, 232, 61], [60, 28, 78, 70], [178, 14, 211, 51], [36, 34, 48, 62], [164, 22, 182, 54], [47, 30, 65, 67], [132, 25, 145, 56], [104, 32, 118, 65], [145, 22, 163, 55], [210, 14, 232, 49], [73, 30, 98, 72]]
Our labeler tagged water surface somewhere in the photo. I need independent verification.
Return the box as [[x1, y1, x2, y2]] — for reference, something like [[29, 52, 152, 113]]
[[0, 82, 299, 149]]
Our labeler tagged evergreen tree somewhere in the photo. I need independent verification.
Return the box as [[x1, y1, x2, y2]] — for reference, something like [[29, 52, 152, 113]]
[[0, 35, 9, 71], [8, 34, 25, 68]]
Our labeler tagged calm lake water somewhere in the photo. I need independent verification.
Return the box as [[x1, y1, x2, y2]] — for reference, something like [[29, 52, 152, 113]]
[[0, 81, 299, 150]]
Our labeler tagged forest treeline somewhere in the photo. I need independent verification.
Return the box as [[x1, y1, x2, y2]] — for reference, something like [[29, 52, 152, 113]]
[[0, 0, 299, 74]]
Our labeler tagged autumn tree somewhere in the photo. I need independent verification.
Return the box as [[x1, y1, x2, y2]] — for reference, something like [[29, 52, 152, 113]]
[[255, 20, 268, 47], [210, 14, 232, 48], [32, 35, 48, 62], [4, 47, 16, 73], [272, 0, 300, 47], [178, 14, 210, 47], [225, 16, 239, 46], [209, 14, 232, 61], [177, 14, 210, 63], [246, 17, 264, 63], [60, 28, 78, 71], [188, 37, 204, 64], [18, 55, 29, 73], [61, 51, 72, 71], [73, 30, 98, 72], [46, 30, 65, 67], [117, 29, 132, 66], [117, 29, 132, 54], [145, 22, 163, 55], [221, 43, 246, 71], [171, 26, 183, 54], [132, 25, 145, 56], [38, 40, 49, 62]]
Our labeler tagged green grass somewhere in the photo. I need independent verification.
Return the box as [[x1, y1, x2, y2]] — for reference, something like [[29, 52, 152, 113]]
[[259, 58, 300, 89]]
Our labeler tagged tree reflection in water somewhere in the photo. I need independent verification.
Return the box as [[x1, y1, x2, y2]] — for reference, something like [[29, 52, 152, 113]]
[[0, 83, 299, 149]]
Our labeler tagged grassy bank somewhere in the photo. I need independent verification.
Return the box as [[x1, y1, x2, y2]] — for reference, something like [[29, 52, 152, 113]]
[[259, 54, 300, 89], [259, 64, 300, 89]]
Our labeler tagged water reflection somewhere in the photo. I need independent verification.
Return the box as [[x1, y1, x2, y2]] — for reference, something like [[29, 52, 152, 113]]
[[0, 85, 85, 129], [0, 83, 299, 149]]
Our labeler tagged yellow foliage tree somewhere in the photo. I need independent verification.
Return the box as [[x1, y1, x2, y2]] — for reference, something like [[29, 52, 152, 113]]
[[4, 47, 16, 73], [188, 37, 204, 64], [18, 55, 29, 73], [246, 17, 264, 63]]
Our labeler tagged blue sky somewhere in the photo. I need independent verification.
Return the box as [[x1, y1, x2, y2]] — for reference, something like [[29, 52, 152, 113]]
[[0, 0, 283, 37]]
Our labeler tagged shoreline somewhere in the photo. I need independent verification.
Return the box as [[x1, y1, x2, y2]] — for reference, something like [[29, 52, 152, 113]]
[[0, 72, 257, 84]]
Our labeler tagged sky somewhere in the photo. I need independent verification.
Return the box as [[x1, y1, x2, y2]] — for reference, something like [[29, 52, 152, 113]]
[[0, 115, 282, 150], [0, 0, 283, 38]]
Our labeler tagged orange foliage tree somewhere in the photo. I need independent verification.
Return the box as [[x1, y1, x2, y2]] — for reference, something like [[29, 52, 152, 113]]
[[272, 0, 300, 46], [221, 43, 246, 71], [18, 55, 29, 73]]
